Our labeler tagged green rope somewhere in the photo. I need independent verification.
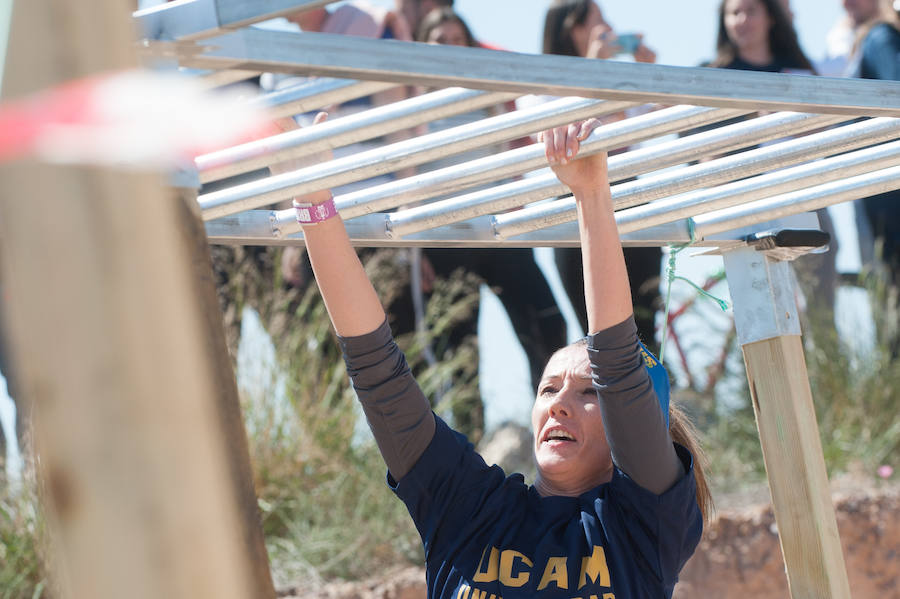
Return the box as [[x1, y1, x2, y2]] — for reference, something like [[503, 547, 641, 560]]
[[658, 218, 729, 365]]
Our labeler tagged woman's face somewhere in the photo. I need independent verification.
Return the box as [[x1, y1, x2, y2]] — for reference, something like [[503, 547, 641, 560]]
[[843, 0, 881, 25], [570, 1, 610, 57], [426, 20, 469, 46], [531, 345, 613, 495], [723, 0, 774, 53]]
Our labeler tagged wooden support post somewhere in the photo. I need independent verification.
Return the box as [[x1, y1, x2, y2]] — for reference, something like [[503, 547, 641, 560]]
[[0, 1, 275, 598], [723, 246, 851, 599]]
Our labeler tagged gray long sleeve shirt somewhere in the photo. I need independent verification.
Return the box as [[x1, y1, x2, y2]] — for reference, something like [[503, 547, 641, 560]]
[[339, 315, 683, 493]]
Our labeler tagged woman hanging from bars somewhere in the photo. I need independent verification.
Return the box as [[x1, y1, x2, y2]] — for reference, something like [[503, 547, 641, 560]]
[[293, 112, 711, 599]]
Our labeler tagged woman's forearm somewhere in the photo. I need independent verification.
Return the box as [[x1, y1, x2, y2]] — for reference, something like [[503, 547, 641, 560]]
[[303, 214, 386, 337], [571, 176, 633, 335]]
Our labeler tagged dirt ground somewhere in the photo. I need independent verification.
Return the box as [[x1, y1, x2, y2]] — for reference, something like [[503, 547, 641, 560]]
[[675, 480, 899, 598], [282, 478, 899, 599]]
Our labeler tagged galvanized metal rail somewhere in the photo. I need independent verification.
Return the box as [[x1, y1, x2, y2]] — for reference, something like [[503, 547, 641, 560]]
[[134, 0, 900, 251]]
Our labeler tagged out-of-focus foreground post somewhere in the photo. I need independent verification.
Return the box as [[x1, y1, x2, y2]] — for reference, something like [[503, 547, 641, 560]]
[[0, 1, 276, 598]]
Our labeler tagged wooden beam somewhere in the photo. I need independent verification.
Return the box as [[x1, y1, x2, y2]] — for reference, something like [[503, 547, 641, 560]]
[[724, 247, 851, 599], [742, 336, 851, 598], [0, 0, 275, 597]]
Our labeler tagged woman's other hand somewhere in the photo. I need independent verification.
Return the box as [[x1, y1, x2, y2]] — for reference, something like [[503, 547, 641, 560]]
[[540, 119, 607, 193]]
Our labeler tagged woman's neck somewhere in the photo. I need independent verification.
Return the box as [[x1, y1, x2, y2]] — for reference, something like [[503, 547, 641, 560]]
[[534, 468, 613, 498], [737, 43, 774, 66]]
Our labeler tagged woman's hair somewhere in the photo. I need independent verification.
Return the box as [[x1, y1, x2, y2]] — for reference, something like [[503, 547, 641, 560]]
[[542, 0, 593, 57], [669, 401, 714, 524], [710, 0, 814, 71], [415, 7, 477, 46]]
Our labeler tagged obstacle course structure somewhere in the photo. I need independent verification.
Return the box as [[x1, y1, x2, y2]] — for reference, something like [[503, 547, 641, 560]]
[[2, 0, 899, 597]]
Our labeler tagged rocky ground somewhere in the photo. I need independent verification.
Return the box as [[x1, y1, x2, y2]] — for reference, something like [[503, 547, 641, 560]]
[[280, 474, 899, 599]]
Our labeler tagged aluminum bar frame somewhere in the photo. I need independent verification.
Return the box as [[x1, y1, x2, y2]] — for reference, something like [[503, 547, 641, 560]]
[[198, 87, 518, 182], [134, 0, 331, 42], [186, 29, 900, 116], [493, 116, 897, 239], [198, 96, 637, 220], [382, 112, 841, 238], [205, 209, 819, 248], [278, 106, 749, 225], [693, 164, 900, 238], [249, 77, 398, 119], [615, 138, 900, 234], [267, 109, 829, 237]]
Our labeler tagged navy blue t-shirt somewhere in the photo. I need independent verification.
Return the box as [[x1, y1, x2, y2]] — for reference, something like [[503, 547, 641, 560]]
[[391, 417, 701, 599]]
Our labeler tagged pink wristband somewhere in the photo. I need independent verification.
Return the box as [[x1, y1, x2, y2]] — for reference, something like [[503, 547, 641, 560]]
[[293, 196, 337, 226]]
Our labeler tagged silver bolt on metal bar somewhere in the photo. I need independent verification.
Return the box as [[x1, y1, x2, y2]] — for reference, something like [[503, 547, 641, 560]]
[[134, 0, 332, 42], [616, 138, 900, 234], [693, 164, 900, 238], [189, 28, 900, 116], [198, 96, 637, 220], [381, 110, 839, 238], [493, 115, 892, 239], [198, 87, 519, 182], [250, 78, 399, 120]]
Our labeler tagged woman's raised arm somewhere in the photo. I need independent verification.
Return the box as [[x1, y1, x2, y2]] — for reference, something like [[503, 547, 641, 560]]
[[302, 198, 386, 337], [542, 120, 684, 495], [541, 120, 632, 334], [285, 113, 386, 338], [281, 113, 434, 481]]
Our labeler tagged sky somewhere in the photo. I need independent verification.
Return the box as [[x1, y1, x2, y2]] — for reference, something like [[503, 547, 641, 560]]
[[362, 0, 845, 67]]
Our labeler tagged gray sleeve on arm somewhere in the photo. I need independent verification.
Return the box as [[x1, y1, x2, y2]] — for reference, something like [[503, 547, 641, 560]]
[[338, 319, 436, 480], [587, 316, 683, 495]]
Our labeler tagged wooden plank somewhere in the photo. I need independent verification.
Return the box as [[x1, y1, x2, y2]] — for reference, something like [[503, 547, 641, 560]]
[[174, 189, 278, 598], [0, 0, 275, 597], [742, 335, 851, 599]]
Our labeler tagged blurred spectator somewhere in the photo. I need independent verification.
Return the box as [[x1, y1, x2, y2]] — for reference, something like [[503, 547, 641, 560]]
[[842, 0, 900, 280], [708, 0, 840, 316], [416, 6, 473, 45], [543, 0, 656, 63], [406, 7, 568, 394], [287, 1, 411, 42], [710, 0, 814, 72], [396, 0, 454, 41], [542, 0, 662, 352], [844, 0, 900, 79]]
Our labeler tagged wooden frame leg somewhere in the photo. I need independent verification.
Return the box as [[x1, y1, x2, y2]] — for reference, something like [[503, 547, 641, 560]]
[[723, 246, 850, 599], [0, 1, 275, 597]]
